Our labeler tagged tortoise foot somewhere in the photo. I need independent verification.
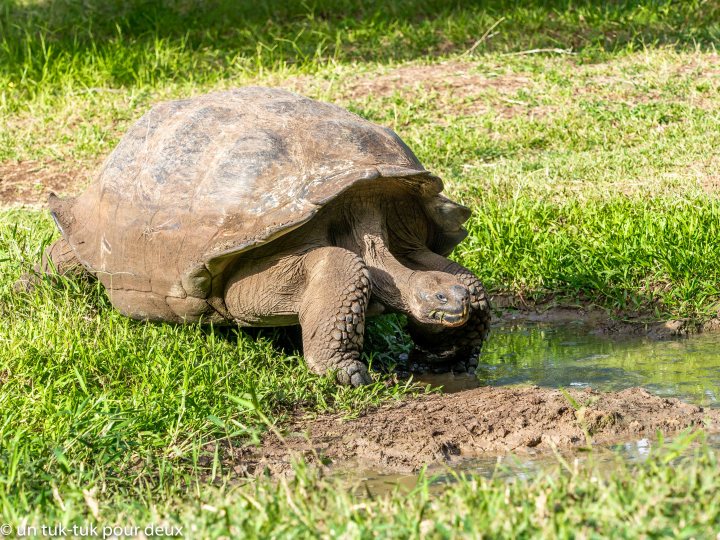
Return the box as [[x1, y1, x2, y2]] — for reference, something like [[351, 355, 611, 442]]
[[335, 359, 373, 386]]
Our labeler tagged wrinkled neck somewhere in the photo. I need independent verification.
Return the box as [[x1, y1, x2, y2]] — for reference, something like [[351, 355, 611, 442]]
[[344, 203, 416, 312]]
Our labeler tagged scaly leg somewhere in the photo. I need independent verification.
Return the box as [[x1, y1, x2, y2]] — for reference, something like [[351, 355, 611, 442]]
[[226, 246, 373, 386], [299, 247, 373, 386]]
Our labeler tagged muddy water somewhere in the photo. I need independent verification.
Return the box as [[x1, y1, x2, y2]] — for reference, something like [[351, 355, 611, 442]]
[[358, 323, 720, 494], [356, 433, 720, 495], [417, 322, 720, 408]]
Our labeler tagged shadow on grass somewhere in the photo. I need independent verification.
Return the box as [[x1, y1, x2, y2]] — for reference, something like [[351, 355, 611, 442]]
[[2, 0, 720, 87], [210, 318, 411, 375]]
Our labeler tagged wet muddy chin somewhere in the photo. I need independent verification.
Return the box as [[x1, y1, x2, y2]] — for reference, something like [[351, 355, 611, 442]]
[[234, 386, 719, 475]]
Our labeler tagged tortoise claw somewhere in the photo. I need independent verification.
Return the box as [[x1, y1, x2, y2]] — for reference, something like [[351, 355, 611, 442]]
[[336, 361, 372, 386], [350, 368, 372, 387]]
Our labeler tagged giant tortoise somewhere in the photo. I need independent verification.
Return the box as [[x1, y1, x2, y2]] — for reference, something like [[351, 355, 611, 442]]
[[41, 87, 490, 386]]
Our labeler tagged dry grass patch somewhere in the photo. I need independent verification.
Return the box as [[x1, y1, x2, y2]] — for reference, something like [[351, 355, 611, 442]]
[[4, 51, 720, 208], [0, 159, 96, 207], [694, 154, 720, 194], [343, 61, 530, 95], [269, 61, 549, 118]]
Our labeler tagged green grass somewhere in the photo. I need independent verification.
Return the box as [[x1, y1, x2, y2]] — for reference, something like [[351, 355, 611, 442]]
[[2, 0, 718, 98], [3, 430, 720, 538], [461, 195, 720, 319], [4, 0, 720, 535]]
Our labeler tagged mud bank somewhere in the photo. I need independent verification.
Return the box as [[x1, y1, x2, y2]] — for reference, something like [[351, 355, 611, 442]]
[[492, 294, 720, 338], [231, 386, 719, 475]]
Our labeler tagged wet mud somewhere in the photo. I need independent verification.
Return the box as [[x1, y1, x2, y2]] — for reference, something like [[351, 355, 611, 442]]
[[230, 386, 720, 475], [492, 294, 720, 337]]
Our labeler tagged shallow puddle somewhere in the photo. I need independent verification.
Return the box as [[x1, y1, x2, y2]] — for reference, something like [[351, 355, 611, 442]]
[[360, 323, 720, 494], [416, 322, 720, 408], [355, 432, 720, 496]]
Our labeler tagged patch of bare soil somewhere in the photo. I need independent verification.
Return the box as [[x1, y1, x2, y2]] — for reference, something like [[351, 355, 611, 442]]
[[0, 159, 95, 207], [229, 386, 719, 476], [693, 154, 720, 195], [344, 62, 530, 102], [280, 61, 544, 118]]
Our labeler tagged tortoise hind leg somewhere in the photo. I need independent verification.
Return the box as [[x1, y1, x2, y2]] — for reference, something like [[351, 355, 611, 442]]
[[16, 238, 88, 291], [299, 247, 372, 386], [406, 252, 491, 370], [40, 238, 85, 276]]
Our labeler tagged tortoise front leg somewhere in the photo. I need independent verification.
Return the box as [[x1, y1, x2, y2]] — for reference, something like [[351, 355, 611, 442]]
[[406, 251, 491, 368], [299, 247, 373, 386]]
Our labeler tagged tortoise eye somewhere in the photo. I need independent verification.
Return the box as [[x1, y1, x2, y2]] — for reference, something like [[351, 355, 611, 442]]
[[436, 293, 448, 303]]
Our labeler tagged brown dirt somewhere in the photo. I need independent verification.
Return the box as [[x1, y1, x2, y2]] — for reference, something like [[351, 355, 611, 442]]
[[342, 62, 530, 100], [694, 154, 720, 195], [227, 386, 719, 476], [277, 61, 546, 118], [491, 293, 719, 338], [0, 159, 95, 207]]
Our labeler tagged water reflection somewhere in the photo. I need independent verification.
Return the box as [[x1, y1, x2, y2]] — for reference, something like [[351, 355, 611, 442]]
[[357, 324, 720, 493], [416, 323, 720, 408]]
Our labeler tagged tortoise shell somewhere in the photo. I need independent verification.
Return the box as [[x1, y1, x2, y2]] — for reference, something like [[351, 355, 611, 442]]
[[50, 87, 470, 321]]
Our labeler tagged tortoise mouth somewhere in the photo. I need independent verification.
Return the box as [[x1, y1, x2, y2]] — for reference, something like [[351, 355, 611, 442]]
[[428, 306, 469, 327]]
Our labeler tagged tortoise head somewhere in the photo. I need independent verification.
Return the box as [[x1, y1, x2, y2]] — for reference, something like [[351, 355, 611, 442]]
[[407, 271, 470, 327]]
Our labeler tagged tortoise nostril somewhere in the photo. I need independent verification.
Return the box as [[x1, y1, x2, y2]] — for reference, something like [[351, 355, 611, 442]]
[[436, 293, 448, 303], [450, 285, 469, 302]]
